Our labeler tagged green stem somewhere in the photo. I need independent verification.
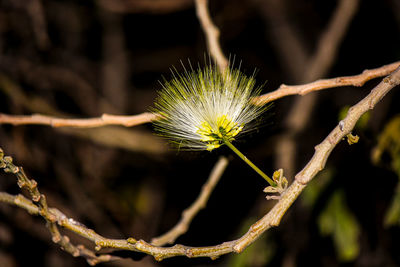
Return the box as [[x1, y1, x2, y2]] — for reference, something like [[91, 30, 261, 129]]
[[223, 139, 276, 186]]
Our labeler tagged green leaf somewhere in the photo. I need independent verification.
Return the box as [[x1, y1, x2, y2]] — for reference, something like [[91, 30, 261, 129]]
[[318, 190, 360, 262], [372, 114, 400, 227], [384, 184, 400, 227]]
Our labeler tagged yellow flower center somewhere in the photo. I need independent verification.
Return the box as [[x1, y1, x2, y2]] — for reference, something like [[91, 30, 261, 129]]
[[197, 115, 243, 151]]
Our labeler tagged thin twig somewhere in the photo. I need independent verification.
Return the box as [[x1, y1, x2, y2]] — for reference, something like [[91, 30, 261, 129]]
[[195, 0, 228, 72], [0, 112, 157, 128], [253, 61, 400, 105], [151, 156, 229, 246], [233, 66, 400, 253], [98, 0, 192, 14], [0, 155, 120, 265], [0, 61, 398, 129], [295, 66, 400, 184], [26, 0, 50, 50], [150, 0, 230, 247], [260, 0, 308, 81], [0, 192, 38, 215], [1, 67, 398, 261], [272, 0, 359, 180], [303, 0, 360, 81]]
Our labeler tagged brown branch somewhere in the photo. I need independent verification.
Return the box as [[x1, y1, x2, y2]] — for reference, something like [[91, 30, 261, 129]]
[[26, 0, 50, 50], [295, 66, 400, 184], [303, 0, 360, 82], [0, 61, 398, 129], [0, 192, 39, 215], [260, 0, 308, 81], [97, 0, 193, 14], [0, 0, 227, 131], [1, 66, 399, 262], [253, 61, 400, 105], [233, 64, 388, 255], [195, 0, 228, 72], [0, 193, 119, 265], [272, 0, 359, 180], [0, 112, 157, 128], [100, 10, 129, 113], [0, 154, 120, 265], [60, 66, 400, 258], [151, 156, 229, 246]]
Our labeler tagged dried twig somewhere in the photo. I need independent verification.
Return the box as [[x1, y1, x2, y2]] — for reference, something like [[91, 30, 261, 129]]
[[303, 0, 360, 81], [98, 0, 192, 14], [148, 0, 230, 248], [272, 0, 360, 180], [295, 66, 400, 184], [0, 112, 157, 128], [195, 0, 228, 72], [0, 61, 398, 129], [0, 153, 120, 265], [151, 156, 229, 246], [2, 66, 398, 262], [253, 61, 400, 105], [26, 0, 50, 50], [260, 0, 308, 81]]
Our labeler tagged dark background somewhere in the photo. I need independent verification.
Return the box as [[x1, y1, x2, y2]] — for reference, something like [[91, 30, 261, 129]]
[[0, 0, 400, 266]]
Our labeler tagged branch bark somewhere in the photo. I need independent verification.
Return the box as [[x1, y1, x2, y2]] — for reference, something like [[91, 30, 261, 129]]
[[0, 112, 157, 128], [0, 155, 120, 265], [0, 61, 398, 128], [195, 0, 228, 72], [1, 66, 399, 262], [254, 60, 400, 105]]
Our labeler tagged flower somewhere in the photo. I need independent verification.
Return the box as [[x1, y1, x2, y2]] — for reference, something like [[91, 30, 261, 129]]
[[152, 63, 277, 186], [152, 63, 269, 151]]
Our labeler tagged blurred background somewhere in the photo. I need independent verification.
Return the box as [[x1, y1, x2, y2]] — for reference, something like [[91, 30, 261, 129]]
[[0, 0, 400, 266]]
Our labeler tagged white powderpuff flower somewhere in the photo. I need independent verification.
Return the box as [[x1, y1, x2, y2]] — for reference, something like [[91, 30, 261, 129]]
[[152, 63, 270, 151]]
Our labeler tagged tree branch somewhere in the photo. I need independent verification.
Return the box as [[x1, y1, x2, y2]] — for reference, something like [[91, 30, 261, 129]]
[[1, 66, 398, 262], [303, 0, 360, 81], [0, 155, 120, 265], [271, 0, 360, 180], [195, 0, 228, 72], [253, 61, 400, 105], [0, 61, 398, 128], [0, 112, 157, 128], [295, 66, 400, 184]]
